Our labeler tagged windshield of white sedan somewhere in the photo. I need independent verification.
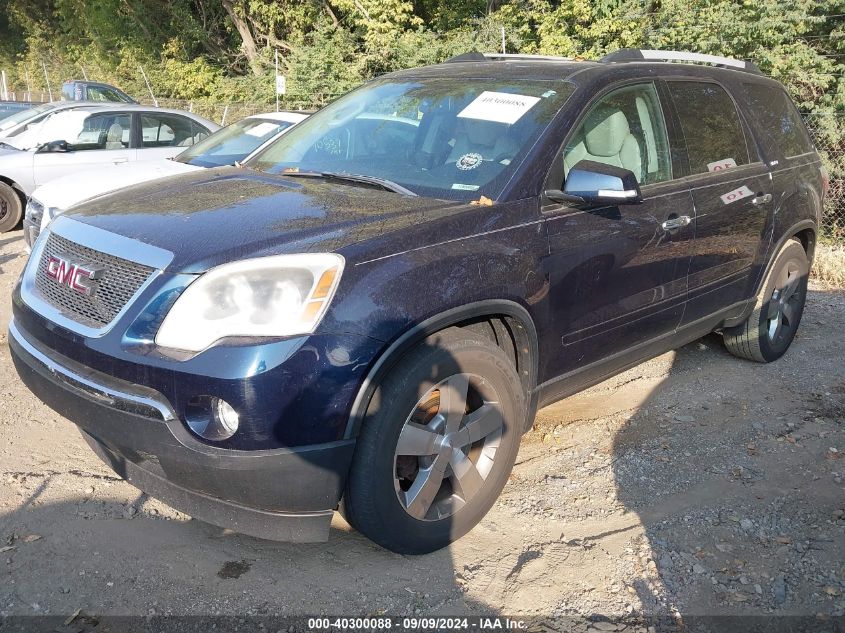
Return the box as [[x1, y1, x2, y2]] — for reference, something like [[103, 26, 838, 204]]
[[176, 118, 294, 168], [249, 79, 574, 200]]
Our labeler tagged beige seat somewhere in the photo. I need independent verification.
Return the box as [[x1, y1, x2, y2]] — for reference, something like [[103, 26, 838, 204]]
[[447, 119, 518, 165], [564, 107, 642, 182], [105, 123, 125, 150]]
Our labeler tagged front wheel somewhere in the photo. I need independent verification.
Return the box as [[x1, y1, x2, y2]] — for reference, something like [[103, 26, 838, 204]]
[[723, 238, 809, 363], [0, 182, 23, 233], [343, 327, 526, 554]]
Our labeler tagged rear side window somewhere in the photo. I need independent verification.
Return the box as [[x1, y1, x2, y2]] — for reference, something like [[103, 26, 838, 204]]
[[141, 114, 204, 148], [667, 81, 750, 175], [741, 83, 814, 157]]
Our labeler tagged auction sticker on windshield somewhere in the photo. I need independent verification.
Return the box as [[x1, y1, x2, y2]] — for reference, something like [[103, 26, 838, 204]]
[[458, 91, 541, 124]]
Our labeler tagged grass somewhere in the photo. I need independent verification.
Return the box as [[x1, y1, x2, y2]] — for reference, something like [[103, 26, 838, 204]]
[[812, 242, 845, 288]]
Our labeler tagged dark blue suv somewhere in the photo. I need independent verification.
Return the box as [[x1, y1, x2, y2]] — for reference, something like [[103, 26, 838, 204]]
[[10, 50, 826, 553]]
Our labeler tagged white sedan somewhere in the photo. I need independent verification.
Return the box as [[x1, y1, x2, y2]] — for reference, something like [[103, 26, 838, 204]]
[[21, 111, 308, 246], [0, 104, 218, 232]]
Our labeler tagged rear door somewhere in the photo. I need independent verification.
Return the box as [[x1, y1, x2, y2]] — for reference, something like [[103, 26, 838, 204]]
[[32, 112, 135, 188], [665, 80, 774, 325], [543, 81, 695, 378]]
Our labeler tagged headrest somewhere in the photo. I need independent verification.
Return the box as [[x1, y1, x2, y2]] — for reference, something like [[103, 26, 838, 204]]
[[583, 107, 630, 157], [107, 123, 123, 141]]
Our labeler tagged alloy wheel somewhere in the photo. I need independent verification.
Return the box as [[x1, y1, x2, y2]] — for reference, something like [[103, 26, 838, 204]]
[[393, 373, 504, 521], [766, 260, 803, 344]]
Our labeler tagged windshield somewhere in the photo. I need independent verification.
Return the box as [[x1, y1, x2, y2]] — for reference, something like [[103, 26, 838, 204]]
[[0, 102, 58, 132], [175, 117, 297, 168], [248, 78, 575, 201]]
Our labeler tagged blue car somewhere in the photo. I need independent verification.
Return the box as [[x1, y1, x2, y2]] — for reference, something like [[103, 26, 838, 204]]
[[10, 50, 825, 553]]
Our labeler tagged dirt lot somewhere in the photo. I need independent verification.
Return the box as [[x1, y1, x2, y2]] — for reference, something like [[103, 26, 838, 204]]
[[1, 228, 843, 628]]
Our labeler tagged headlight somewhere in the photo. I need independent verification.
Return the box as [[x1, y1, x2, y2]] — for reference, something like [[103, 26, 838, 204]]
[[155, 253, 344, 352]]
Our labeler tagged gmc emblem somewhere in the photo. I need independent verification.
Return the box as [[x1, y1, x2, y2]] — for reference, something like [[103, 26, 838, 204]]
[[45, 255, 103, 296]]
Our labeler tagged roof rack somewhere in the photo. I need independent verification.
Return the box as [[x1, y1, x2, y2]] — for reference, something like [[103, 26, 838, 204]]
[[601, 49, 762, 75], [444, 51, 575, 63], [482, 53, 574, 62]]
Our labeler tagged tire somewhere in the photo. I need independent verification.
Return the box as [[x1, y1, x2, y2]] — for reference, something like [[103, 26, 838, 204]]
[[723, 238, 809, 363], [343, 327, 526, 554], [0, 182, 23, 233]]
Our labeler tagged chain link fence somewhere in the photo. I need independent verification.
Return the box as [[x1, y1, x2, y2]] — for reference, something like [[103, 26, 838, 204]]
[[805, 113, 844, 242], [137, 96, 339, 125]]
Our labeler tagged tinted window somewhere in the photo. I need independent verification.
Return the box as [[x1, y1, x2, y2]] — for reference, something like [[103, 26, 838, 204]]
[[668, 82, 750, 175], [742, 83, 813, 157], [563, 82, 672, 186], [141, 114, 202, 148], [69, 113, 131, 151]]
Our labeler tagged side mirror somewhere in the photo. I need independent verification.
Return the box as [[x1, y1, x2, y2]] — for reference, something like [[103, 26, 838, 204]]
[[547, 160, 643, 207], [39, 140, 69, 153]]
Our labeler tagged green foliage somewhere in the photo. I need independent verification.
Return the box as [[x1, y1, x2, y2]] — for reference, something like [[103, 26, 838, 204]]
[[0, 0, 841, 116]]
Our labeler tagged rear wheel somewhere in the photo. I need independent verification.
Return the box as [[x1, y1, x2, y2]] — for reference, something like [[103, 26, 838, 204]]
[[0, 182, 23, 233], [723, 239, 809, 362], [343, 327, 525, 554]]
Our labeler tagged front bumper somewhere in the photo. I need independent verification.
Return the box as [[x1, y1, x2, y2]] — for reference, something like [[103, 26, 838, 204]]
[[9, 318, 357, 542]]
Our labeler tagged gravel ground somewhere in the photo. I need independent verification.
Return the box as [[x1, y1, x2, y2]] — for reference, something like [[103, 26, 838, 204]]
[[0, 228, 843, 629]]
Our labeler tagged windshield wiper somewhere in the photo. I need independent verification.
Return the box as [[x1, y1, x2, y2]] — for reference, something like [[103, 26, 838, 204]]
[[280, 170, 417, 196], [0, 142, 21, 151]]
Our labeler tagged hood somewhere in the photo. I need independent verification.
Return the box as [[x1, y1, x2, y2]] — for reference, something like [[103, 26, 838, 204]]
[[63, 167, 465, 273], [33, 159, 201, 211]]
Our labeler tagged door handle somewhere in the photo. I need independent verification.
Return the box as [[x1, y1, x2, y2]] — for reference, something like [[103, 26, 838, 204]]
[[751, 193, 772, 205], [661, 215, 692, 231], [113, 158, 129, 164]]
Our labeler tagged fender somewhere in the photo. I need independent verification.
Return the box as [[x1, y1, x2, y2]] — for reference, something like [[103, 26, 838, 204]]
[[343, 299, 540, 439]]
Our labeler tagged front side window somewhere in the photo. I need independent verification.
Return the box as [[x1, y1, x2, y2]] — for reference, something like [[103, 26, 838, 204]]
[[141, 114, 199, 148], [69, 113, 131, 151], [668, 81, 750, 175], [249, 78, 575, 201], [563, 82, 672, 186], [176, 118, 292, 168]]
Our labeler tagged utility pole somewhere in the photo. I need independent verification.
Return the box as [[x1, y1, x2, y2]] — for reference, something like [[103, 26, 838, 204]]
[[275, 50, 279, 112], [501, 27, 506, 54]]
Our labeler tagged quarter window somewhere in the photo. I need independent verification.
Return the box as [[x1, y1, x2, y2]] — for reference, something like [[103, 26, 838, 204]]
[[668, 81, 750, 175], [563, 83, 672, 186], [741, 83, 813, 157]]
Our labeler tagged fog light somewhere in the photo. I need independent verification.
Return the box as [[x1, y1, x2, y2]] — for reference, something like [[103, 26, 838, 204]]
[[185, 396, 240, 441]]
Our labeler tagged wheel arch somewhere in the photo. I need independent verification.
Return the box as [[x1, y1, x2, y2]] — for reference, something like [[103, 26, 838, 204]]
[[754, 219, 816, 298], [343, 299, 540, 440], [0, 175, 27, 202]]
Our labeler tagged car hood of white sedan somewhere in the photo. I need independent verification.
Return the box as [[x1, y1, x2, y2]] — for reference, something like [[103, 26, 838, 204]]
[[32, 158, 203, 212]]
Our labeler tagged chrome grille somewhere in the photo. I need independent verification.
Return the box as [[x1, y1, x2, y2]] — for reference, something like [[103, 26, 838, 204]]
[[34, 233, 154, 328]]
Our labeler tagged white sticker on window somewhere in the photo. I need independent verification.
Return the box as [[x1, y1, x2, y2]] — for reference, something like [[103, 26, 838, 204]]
[[245, 122, 280, 137], [452, 183, 480, 191], [707, 157, 738, 172], [720, 185, 754, 205], [458, 91, 541, 125]]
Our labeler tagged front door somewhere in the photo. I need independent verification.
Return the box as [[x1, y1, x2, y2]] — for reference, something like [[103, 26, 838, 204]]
[[33, 112, 136, 188], [664, 80, 773, 324], [543, 81, 694, 379]]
